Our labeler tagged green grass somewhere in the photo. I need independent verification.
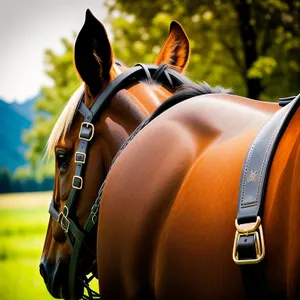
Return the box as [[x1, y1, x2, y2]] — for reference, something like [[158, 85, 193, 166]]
[[0, 192, 55, 300], [0, 192, 99, 299]]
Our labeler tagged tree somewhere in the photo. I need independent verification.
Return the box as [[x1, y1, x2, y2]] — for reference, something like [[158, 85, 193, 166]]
[[105, 0, 300, 99], [0, 169, 12, 193]]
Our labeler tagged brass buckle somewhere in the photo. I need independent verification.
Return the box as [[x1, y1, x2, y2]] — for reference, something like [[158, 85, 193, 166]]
[[58, 206, 70, 233], [75, 151, 86, 164], [72, 175, 83, 190], [232, 216, 265, 265], [79, 122, 94, 141]]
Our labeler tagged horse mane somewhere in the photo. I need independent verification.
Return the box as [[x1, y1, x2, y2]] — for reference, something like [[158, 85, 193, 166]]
[[46, 84, 84, 156], [174, 81, 233, 98], [149, 81, 233, 121]]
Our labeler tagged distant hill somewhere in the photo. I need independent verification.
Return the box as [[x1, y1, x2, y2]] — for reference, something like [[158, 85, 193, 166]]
[[0, 96, 38, 172], [11, 97, 37, 121]]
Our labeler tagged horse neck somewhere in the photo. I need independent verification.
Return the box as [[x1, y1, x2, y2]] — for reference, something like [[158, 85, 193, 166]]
[[97, 89, 155, 171], [114, 65, 172, 114], [124, 83, 172, 115], [264, 109, 300, 290], [103, 79, 172, 133]]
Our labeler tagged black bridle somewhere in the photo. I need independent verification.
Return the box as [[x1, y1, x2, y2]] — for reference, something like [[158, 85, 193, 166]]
[[48, 64, 191, 299]]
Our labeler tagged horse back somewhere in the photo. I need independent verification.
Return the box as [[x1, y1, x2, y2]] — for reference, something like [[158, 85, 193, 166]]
[[98, 94, 280, 299]]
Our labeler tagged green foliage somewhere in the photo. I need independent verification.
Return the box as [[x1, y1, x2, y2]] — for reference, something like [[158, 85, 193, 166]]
[[248, 57, 278, 79], [13, 166, 33, 180], [105, 0, 300, 99], [25, 37, 81, 171], [109, 3, 245, 95]]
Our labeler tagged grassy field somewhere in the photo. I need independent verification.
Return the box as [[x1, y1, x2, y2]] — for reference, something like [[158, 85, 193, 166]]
[[0, 192, 55, 300]]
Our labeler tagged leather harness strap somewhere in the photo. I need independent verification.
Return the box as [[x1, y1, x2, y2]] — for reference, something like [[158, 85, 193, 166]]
[[233, 94, 300, 297], [278, 95, 297, 107], [234, 93, 300, 264]]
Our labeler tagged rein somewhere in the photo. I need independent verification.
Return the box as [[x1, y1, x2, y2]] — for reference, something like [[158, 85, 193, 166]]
[[48, 64, 191, 299]]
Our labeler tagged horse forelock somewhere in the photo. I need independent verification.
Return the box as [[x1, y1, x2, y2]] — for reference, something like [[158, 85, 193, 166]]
[[46, 84, 84, 157]]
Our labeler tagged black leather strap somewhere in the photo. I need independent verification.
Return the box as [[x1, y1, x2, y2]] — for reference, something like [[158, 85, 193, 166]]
[[134, 63, 152, 82], [238, 93, 300, 225], [78, 101, 93, 120], [279, 95, 296, 107], [234, 93, 300, 300], [79, 125, 93, 140], [234, 93, 300, 299], [153, 64, 168, 81]]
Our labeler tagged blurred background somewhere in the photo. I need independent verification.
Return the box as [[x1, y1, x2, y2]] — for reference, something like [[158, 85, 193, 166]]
[[0, 0, 299, 299]]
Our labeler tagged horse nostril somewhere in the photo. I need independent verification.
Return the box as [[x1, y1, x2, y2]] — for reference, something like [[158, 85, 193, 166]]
[[39, 262, 48, 282]]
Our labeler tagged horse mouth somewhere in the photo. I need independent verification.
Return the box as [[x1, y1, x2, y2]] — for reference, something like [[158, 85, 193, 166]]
[[42, 259, 83, 299]]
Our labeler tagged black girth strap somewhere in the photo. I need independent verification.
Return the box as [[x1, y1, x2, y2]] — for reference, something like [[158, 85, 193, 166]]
[[233, 93, 300, 266], [278, 95, 297, 107]]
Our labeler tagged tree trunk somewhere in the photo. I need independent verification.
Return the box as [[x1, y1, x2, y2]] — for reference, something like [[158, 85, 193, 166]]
[[235, 0, 263, 99]]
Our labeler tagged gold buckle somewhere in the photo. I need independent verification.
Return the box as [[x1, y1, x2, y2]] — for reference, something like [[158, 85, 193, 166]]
[[79, 122, 94, 141], [58, 206, 70, 233], [72, 176, 83, 190], [232, 216, 265, 265], [75, 151, 86, 164]]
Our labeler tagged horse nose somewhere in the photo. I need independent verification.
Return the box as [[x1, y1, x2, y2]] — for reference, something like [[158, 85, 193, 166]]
[[39, 261, 48, 283]]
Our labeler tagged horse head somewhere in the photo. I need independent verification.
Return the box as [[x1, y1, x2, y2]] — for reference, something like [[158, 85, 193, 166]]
[[39, 9, 190, 299]]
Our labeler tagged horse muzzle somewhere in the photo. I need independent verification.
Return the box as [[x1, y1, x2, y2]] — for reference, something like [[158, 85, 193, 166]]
[[39, 257, 82, 299]]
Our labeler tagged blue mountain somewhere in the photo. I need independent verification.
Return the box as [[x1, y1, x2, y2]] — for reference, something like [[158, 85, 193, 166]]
[[0, 97, 37, 172]]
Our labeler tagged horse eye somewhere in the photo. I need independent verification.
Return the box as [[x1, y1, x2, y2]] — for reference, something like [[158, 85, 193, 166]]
[[56, 151, 69, 171]]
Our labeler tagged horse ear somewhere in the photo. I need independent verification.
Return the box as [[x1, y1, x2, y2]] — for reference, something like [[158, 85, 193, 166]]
[[74, 9, 114, 96], [155, 21, 190, 73]]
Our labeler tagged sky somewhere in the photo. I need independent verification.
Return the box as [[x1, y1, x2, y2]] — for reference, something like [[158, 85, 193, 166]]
[[0, 0, 108, 103]]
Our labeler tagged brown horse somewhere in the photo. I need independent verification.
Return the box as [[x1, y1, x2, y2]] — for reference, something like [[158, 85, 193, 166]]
[[97, 89, 300, 299], [40, 9, 297, 300], [40, 9, 192, 299]]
